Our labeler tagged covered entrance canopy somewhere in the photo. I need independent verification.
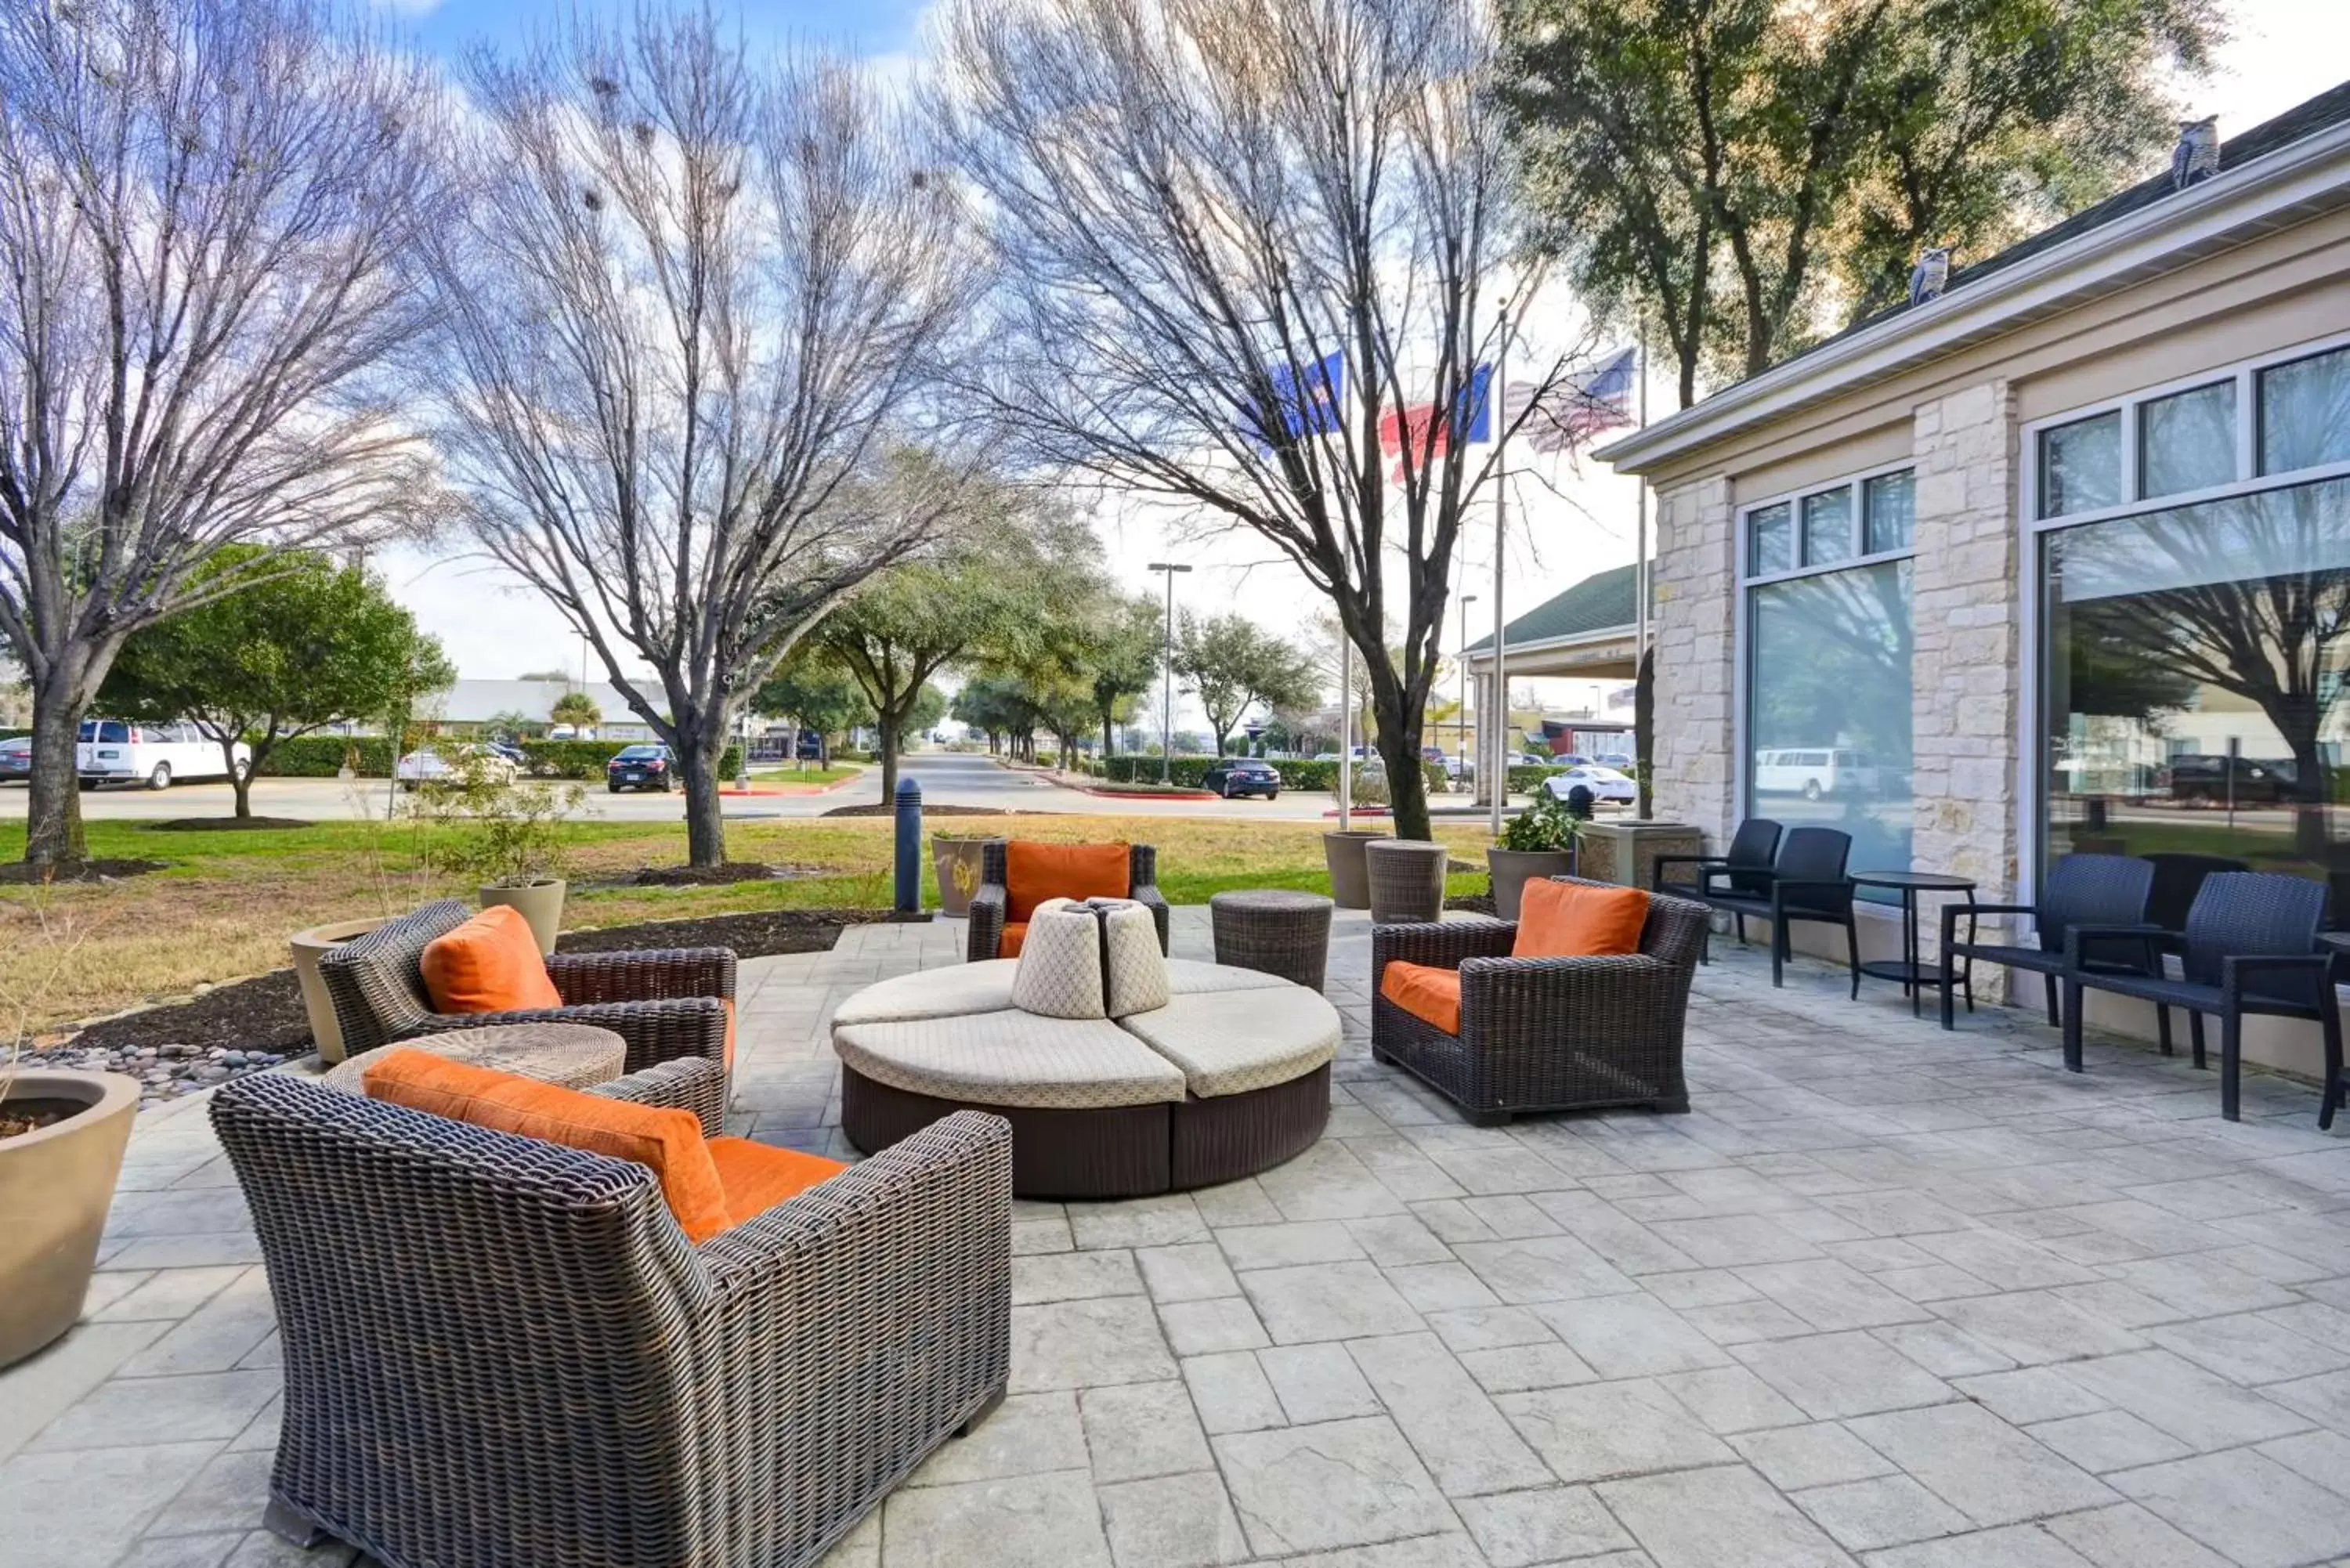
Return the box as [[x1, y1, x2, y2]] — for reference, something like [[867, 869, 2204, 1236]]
[[1460, 564, 1639, 786]]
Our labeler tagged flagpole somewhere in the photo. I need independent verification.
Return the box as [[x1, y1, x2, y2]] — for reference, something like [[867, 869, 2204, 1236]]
[[1634, 327, 1650, 700], [1488, 298, 1510, 838]]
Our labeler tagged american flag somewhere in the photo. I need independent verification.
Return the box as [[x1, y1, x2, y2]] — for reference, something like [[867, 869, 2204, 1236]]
[[1510, 347, 1638, 454]]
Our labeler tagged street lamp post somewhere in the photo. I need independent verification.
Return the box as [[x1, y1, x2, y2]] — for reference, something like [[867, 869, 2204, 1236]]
[[1458, 593, 1478, 788], [1147, 562, 1191, 784]]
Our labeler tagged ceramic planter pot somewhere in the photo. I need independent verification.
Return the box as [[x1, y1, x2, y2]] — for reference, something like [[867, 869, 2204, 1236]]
[[0, 1069, 140, 1369], [480, 877, 566, 956], [1321, 829, 1389, 909], [1486, 847, 1574, 921], [290, 915, 389, 1064], [933, 836, 991, 917], [1365, 838, 1451, 924]]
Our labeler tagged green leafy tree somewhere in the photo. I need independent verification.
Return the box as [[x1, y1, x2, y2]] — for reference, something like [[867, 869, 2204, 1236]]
[[1498, 0, 2222, 405], [1174, 613, 1321, 755], [99, 546, 455, 818], [549, 690, 601, 732], [1085, 594, 1164, 759], [754, 648, 873, 765], [951, 675, 1036, 757]]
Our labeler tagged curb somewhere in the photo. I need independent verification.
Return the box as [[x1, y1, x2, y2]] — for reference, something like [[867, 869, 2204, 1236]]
[[1073, 784, 1220, 801]]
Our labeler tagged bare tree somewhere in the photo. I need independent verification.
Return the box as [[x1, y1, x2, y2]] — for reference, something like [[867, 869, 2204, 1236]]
[[427, 11, 978, 865], [936, 0, 1599, 840], [0, 0, 446, 867]]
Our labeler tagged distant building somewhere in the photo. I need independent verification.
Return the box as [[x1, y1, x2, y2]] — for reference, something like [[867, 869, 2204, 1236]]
[[428, 679, 661, 741]]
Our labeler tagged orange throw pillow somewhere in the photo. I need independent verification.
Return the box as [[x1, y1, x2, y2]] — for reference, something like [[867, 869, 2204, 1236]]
[[708, 1137, 848, 1223], [363, 1049, 731, 1244], [1004, 841, 1130, 923], [1379, 961, 1462, 1035], [1514, 880, 1649, 959], [420, 905, 562, 1014], [999, 920, 1029, 958]]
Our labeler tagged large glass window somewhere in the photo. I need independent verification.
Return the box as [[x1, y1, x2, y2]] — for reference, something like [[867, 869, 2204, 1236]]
[[2138, 381, 2236, 500], [1864, 471, 1915, 553], [2041, 412, 2121, 518], [2041, 475, 2350, 893], [1749, 501, 1792, 574], [2260, 345, 2350, 475]]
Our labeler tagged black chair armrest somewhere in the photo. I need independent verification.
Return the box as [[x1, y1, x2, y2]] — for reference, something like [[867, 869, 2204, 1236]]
[[1940, 901, 2039, 951], [1650, 854, 1727, 892], [2223, 953, 2336, 1009], [1772, 879, 1853, 916], [588, 1055, 728, 1137], [2062, 923, 2168, 977]]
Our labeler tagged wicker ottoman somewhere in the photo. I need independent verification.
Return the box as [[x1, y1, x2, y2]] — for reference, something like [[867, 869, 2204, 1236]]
[[832, 959, 1335, 1198], [1210, 889, 1335, 992], [320, 1022, 627, 1094]]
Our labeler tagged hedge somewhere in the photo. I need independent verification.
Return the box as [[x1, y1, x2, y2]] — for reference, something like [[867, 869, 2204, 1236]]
[[1089, 753, 1448, 793], [252, 735, 741, 780]]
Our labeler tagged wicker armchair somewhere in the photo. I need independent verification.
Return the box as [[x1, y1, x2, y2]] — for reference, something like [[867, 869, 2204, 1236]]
[[966, 840, 1170, 960], [212, 1064, 1012, 1568], [1371, 878, 1710, 1125], [320, 899, 734, 1075]]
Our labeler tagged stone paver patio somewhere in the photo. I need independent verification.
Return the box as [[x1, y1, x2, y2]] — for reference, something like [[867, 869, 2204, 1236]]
[[15, 907, 2350, 1567]]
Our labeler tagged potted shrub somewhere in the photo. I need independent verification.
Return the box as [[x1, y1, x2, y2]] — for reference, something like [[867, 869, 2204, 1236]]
[[414, 755, 584, 955], [1488, 790, 1580, 920], [932, 832, 996, 917]]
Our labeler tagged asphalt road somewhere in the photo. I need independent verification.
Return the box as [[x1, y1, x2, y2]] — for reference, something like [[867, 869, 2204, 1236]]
[[0, 750, 1506, 825]]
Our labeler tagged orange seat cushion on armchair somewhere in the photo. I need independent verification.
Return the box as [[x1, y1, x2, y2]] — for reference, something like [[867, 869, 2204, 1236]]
[[1514, 880, 1650, 959], [1004, 841, 1130, 923], [1379, 962, 1462, 1035], [419, 905, 563, 1013], [999, 921, 1030, 958]]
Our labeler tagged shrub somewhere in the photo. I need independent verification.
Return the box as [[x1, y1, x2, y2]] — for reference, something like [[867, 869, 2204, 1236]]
[[1507, 764, 1571, 795], [1496, 789, 1580, 852]]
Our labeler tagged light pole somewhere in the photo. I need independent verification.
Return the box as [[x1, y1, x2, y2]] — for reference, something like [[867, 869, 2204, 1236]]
[[1458, 592, 1478, 785], [1148, 562, 1191, 783]]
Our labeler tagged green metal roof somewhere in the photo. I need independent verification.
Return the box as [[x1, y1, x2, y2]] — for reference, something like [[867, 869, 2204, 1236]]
[[1462, 563, 1636, 656]]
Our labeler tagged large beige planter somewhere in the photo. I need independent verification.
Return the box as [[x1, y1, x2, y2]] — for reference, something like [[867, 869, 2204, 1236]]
[[291, 916, 389, 1065], [1486, 847, 1574, 921], [932, 836, 992, 917], [481, 877, 566, 956], [1575, 821, 1702, 890], [0, 1069, 139, 1369], [1321, 830, 1388, 909]]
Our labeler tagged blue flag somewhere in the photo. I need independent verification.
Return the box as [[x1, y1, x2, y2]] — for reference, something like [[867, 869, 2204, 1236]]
[[1242, 351, 1345, 450]]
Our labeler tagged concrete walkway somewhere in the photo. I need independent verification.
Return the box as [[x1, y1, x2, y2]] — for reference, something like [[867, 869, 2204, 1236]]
[[13, 909, 2350, 1567]]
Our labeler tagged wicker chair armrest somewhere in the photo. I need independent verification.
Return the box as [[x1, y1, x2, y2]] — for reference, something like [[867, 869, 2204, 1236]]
[[1372, 919, 1517, 979], [1459, 952, 1681, 1010], [586, 1055, 727, 1137], [967, 884, 1009, 961], [414, 998, 728, 1074], [544, 946, 737, 1004], [1133, 883, 1173, 954]]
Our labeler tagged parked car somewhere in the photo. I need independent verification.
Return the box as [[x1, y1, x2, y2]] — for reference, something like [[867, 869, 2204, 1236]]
[[607, 742, 678, 793], [77, 720, 251, 791], [2167, 753, 2295, 805], [1201, 757, 1281, 800], [1593, 753, 1637, 771], [0, 735, 29, 784], [1752, 746, 1878, 800], [1542, 764, 1638, 806], [485, 740, 530, 768], [396, 746, 520, 791], [1509, 751, 1554, 769]]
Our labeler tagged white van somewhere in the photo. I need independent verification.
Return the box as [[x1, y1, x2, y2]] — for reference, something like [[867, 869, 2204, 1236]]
[[1752, 747, 1875, 800], [78, 720, 252, 790]]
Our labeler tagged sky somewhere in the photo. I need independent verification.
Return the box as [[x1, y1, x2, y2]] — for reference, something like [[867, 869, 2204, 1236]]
[[370, 0, 2350, 738]]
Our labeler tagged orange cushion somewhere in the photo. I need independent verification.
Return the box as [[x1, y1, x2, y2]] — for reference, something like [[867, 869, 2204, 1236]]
[[362, 1049, 731, 1244], [420, 905, 562, 1014], [1514, 880, 1649, 959], [707, 1136, 848, 1223], [1004, 841, 1130, 923], [1379, 961, 1462, 1035], [999, 920, 1029, 958]]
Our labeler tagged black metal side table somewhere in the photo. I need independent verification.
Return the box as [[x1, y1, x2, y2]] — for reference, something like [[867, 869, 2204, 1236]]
[[1851, 870, 1979, 1017]]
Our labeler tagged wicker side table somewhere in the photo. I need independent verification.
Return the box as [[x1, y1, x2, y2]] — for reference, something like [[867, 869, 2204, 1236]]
[[321, 1021, 628, 1094], [1209, 890, 1336, 992]]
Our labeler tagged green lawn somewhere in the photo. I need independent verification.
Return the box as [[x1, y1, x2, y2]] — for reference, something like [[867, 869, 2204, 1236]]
[[748, 763, 864, 785]]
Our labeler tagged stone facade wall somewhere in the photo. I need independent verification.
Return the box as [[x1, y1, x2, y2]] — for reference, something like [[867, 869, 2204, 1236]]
[[1909, 380, 2023, 957], [1649, 476, 1739, 846]]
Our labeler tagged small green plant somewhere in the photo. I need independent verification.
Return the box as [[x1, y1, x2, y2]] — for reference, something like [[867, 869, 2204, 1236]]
[[1496, 789, 1580, 853], [408, 751, 585, 887], [1348, 763, 1390, 807]]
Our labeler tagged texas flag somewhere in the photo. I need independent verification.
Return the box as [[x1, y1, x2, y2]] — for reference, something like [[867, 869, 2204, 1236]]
[[1242, 351, 1346, 451], [1512, 347, 1638, 453]]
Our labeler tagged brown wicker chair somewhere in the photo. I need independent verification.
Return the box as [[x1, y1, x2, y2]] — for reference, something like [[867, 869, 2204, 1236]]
[[1371, 877, 1709, 1125], [212, 1062, 1012, 1568], [319, 899, 734, 1077], [966, 840, 1170, 960]]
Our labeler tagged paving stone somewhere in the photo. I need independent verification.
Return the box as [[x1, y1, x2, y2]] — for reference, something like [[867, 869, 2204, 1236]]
[[1949, 1368, 2110, 1425], [0, 1320, 172, 1461], [1217, 1222, 1365, 1270], [1496, 1378, 1735, 1483], [124, 1533, 243, 1567], [2256, 1428, 2350, 1500], [1452, 1235, 1640, 1306], [1423, 1305, 1556, 1353], [1159, 1297, 1272, 1356], [2148, 1310, 2350, 1386], [912, 1392, 1087, 1486], [1068, 1195, 1210, 1251], [1182, 1353, 1286, 1435], [1213, 1417, 1455, 1555], [1342, 1214, 1456, 1267], [1729, 1423, 1898, 1490], [1080, 1381, 1214, 1483], [1013, 1249, 1145, 1305], [1454, 1484, 1636, 1567], [1260, 1344, 1382, 1426], [1925, 1292, 2145, 1366], [1843, 1403, 2114, 1527], [87, 1267, 246, 1324], [1862, 1523, 2095, 1567], [0, 1441, 218, 1568], [1345, 1331, 1550, 1497], [882, 1469, 1112, 1567], [27, 1370, 277, 1451], [1731, 1332, 1952, 1420], [1532, 1293, 1733, 1378], [1657, 1366, 1808, 1434], [1458, 1342, 1603, 1395], [2038, 1502, 2234, 1568], [1238, 1262, 1423, 1344], [1734, 1260, 1932, 1332], [1097, 1472, 1252, 1567], [2025, 1411, 2193, 1473], [1010, 1298, 1177, 1393], [1792, 1473, 1970, 1551], [2057, 1349, 2310, 1450], [2113, 1447, 2350, 1568], [1645, 1216, 1826, 1270], [1596, 1463, 1855, 1567]]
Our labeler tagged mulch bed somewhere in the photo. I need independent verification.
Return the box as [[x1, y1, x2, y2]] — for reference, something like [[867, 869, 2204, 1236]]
[[602, 862, 832, 887], [145, 817, 313, 833], [0, 858, 168, 884], [823, 802, 1052, 818]]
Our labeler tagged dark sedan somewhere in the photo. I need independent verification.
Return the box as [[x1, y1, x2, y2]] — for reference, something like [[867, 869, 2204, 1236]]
[[607, 742, 677, 793], [1202, 757, 1281, 800], [0, 735, 29, 784]]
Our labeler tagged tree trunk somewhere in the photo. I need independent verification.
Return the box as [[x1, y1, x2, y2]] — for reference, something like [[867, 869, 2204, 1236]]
[[1633, 647, 1656, 819], [1102, 714, 1115, 758], [1372, 699, 1432, 842], [228, 735, 258, 819], [678, 731, 728, 867], [24, 664, 94, 869], [877, 703, 905, 804]]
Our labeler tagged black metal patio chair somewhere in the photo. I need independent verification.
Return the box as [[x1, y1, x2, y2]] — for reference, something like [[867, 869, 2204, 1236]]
[[1937, 853, 2156, 1031], [1652, 818, 1782, 963], [1691, 826, 1856, 992], [2062, 871, 2339, 1123]]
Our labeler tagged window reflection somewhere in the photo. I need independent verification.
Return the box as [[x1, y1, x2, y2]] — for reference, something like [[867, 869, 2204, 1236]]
[[1802, 489, 1853, 566], [1750, 502, 1792, 574], [2139, 381, 2235, 500], [1749, 558, 1914, 879], [2260, 345, 2350, 475], [2042, 475, 2350, 904], [1864, 471, 1914, 553], [2041, 412, 2121, 518]]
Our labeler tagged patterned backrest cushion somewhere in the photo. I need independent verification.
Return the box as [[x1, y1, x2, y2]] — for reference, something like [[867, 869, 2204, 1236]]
[[362, 1048, 731, 1243], [1096, 900, 1170, 1017], [1513, 880, 1650, 959], [1005, 841, 1131, 923], [420, 905, 563, 1014], [1011, 899, 1110, 1018]]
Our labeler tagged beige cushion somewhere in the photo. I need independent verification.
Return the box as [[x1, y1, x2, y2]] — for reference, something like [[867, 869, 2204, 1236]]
[[831, 961, 1019, 1026], [1164, 959, 1295, 995], [1115, 988, 1340, 1098], [833, 1010, 1187, 1109], [1100, 900, 1170, 1017], [1012, 900, 1108, 1019]]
